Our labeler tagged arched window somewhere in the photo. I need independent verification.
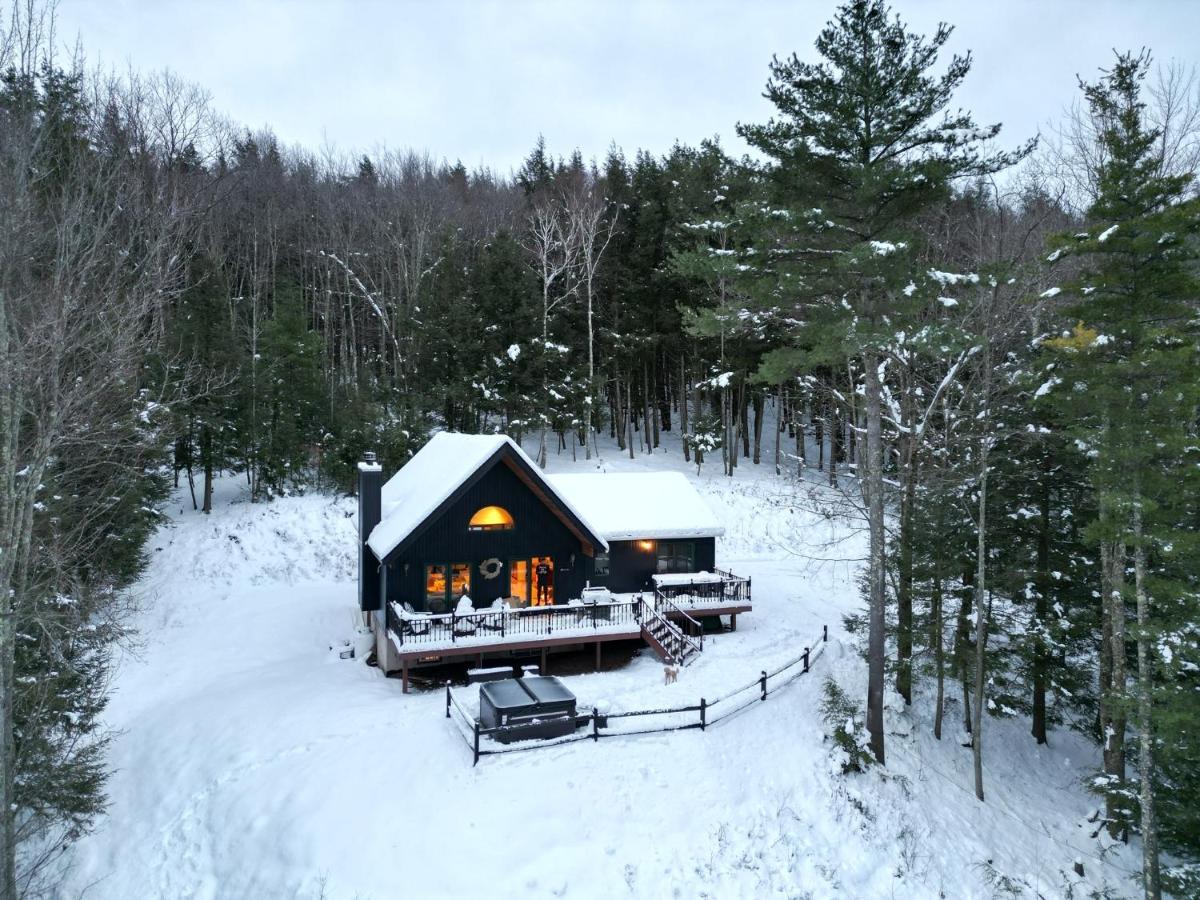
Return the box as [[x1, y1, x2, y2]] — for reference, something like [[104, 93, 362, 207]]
[[469, 505, 514, 531]]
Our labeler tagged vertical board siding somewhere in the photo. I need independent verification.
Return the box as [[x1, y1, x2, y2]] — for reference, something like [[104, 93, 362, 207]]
[[387, 459, 589, 610]]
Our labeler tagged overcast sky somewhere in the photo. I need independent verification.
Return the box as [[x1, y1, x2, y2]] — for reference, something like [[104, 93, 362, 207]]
[[55, 0, 1200, 175]]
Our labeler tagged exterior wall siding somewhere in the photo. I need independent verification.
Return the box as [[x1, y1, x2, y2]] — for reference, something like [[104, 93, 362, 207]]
[[589, 537, 717, 593], [385, 459, 590, 611]]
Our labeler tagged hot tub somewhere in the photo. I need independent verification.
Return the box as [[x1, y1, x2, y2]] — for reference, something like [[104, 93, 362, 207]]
[[478, 676, 578, 743]]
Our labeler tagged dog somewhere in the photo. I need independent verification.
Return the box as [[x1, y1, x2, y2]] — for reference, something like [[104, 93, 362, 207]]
[[663, 661, 679, 685]]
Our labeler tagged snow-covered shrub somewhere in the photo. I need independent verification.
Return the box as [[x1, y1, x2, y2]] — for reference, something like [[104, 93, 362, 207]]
[[820, 678, 874, 774], [684, 415, 723, 473]]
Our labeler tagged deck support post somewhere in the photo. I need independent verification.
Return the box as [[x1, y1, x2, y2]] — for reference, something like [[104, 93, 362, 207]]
[[730, 614, 737, 632], [595, 641, 601, 672], [540, 646, 547, 674], [402, 659, 409, 694]]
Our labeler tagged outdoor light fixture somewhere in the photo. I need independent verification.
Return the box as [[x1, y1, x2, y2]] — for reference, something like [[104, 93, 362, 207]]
[[638, 540, 656, 552]]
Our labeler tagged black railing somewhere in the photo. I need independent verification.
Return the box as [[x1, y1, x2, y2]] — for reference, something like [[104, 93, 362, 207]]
[[642, 599, 702, 663], [445, 624, 829, 765], [653, 591, 705, 651], [652, 569, 752, 610], [389, 598, 640, 648]]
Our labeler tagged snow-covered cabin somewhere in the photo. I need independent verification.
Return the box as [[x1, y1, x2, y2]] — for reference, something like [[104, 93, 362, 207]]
[[357, 432, 725, 611], [356, 432, 740, 683]]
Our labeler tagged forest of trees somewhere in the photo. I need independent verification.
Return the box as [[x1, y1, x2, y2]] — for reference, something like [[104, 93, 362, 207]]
[[0, 0, 1197, 896]]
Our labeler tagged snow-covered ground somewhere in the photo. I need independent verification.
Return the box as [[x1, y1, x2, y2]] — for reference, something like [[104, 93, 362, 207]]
[[57, 430, 1144, 899]]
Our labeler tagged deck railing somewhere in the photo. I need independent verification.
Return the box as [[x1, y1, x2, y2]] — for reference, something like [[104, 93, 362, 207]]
[[388, 597, 640, 648], [652, 591, 704, 652], [637, 598, 702, 665], [652, 569, 751, 610]]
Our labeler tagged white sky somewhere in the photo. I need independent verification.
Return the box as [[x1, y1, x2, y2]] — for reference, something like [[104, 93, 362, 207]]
[[56, 0, 1200, 175]]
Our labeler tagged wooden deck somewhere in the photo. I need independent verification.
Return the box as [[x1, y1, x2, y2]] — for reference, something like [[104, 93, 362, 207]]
[[382, 572, 752, 691]]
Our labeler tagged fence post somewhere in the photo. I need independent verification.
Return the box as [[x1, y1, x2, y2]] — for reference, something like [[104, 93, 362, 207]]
[[451, 611, 457, 644], [591, 602, 596, 629], [473, 721, 481, 766], [803, 647, 810, 673], [592, 706, 599, 742], [823, 623, 828, 643], [700, 697, 707, 731], [760, 670, 767, 701], [445, 681, 452, 718]]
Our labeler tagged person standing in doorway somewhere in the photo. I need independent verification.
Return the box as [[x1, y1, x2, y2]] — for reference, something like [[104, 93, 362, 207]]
[[535, 558, 552, 605]]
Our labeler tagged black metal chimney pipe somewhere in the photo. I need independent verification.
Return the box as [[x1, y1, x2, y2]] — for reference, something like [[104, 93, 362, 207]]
[[357, 451, 383, 612]]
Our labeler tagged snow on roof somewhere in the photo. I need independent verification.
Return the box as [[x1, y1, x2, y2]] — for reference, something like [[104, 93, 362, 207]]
[[545, 472, 725, 542], [366, 433, 606, 560]]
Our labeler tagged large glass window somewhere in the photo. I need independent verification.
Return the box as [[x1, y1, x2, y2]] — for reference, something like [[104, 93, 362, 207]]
[[469, 506, 514, 531], [425, 564, 448, 613], [509, 559, 529, 605], [449, 562, 471, 603], [425, 562, 471, 613], [593, 551, 610, 583], [655, 541, 696, 575]]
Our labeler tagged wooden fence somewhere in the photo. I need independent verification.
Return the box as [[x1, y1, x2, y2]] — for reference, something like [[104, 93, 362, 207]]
[[445, 624, 829, 765]]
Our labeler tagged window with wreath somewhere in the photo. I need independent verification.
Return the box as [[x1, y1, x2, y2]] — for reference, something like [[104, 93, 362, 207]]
[[468, 505, 514, 531]]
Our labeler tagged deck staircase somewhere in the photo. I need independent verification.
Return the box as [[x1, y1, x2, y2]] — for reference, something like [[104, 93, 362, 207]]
[[639, 602, 701, 667]]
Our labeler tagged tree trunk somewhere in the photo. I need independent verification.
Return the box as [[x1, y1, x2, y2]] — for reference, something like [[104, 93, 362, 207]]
[[933, 556, 945, 740], [816, 413, 825, 471], [643, 362, 654, 454], [796, 391, 805, 476], [680, 355, 690, 463], [774, 384, 782, 475], [752, 391, 764, 465], [1101, 535, 1128, 838], [739, 380, 750, 460], [1132, 502, 1160, 899], [896, 390, 916, 705], [972, 446, 989, 801], [626, 378, 635, 460], [862, 349, 886, 765], [828, 390, 840, 488], [956, 569, 974, 735], [202, 424, 214, 514], [1031, 473, 1051, 745]]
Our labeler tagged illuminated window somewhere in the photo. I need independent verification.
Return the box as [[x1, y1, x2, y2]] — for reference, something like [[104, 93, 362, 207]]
[[509, 559, 529, 605], [469, 505, 514, 531], [425, 564, 448, 612], [425, 562, 472, 613], [449, 562, 471, 599]]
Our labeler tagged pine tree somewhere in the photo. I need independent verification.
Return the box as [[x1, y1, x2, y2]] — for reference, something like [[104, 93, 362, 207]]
[[1043, 51, 1200, 898], [736, 0, 1026, 763]]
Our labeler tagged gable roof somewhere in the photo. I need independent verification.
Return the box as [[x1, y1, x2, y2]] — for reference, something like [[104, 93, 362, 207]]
[[545, 472, 725, 542], [365, 433, 607, 562]]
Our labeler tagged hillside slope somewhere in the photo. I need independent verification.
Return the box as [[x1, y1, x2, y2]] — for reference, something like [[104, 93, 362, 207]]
[[57, 436, 1142, 899]]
